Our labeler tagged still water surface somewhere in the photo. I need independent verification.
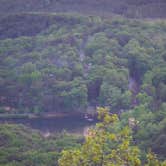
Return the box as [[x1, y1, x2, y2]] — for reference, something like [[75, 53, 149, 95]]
[[0, 115, 96, 136]]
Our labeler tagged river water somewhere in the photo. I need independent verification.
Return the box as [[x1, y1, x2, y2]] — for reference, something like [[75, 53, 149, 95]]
[[0, 77, 139, 136], [0, 115, 96, 137]]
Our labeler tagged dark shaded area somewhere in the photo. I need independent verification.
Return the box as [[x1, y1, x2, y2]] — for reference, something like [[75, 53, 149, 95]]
[[87, 79, 102, 106], [152, 131, 166, 159], [0, 0, 166, 18], [128, 57, 148, 84], [0, 13, 84, 39]]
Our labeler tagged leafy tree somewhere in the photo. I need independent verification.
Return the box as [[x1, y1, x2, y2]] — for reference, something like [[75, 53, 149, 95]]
[[58, 107, 166, 166]]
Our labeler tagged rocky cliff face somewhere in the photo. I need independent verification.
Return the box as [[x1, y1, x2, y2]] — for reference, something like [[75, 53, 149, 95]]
[[0, 0, 166, 18]]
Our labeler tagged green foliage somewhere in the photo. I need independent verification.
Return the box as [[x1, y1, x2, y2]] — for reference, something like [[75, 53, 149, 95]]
[[0, 124, 82, 166], [0, 14, 165, 113], [58, 107, 166, 166], [120, 103, 166, 160], [0, 13, 166, 162]]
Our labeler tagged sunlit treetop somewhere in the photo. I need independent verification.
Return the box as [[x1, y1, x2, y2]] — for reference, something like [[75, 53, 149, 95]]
[[58, 107, 166, 166]]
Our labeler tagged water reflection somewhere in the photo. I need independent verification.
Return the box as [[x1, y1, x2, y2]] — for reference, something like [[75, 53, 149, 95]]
[[0, 116, 96, 136]]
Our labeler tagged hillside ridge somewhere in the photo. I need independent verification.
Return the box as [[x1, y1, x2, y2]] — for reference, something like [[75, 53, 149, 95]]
[[0, 0, 166, 18]]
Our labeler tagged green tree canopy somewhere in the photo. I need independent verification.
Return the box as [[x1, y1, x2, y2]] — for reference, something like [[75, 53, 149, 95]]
[[58, 107, 166, 166]]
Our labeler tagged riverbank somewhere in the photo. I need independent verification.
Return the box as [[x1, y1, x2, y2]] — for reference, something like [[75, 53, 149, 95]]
[[0, 113, 29, 119], [0, 112, 97, 136], [0, 112, 80, 119], [0, 111, 98, 120]]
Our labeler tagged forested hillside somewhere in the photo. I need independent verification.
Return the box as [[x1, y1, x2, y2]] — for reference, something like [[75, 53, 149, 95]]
[[0, 1, 166, 165], [0, 0, 166, 18], [0, 13, 165, 113]]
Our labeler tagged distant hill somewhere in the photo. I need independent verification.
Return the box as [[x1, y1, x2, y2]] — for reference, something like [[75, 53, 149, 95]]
[[0, 0, 166, 18]]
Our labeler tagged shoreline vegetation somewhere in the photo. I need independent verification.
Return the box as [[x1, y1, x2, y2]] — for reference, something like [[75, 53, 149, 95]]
[[0, 112, 83, 119], [0, 1, 166, 165], [0, 111, 97, 120]]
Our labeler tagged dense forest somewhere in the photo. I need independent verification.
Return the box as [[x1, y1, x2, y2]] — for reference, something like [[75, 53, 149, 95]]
[[1, 0, 166, 18], [0, 13, 165, 113], [0, 1, 166, 165]]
